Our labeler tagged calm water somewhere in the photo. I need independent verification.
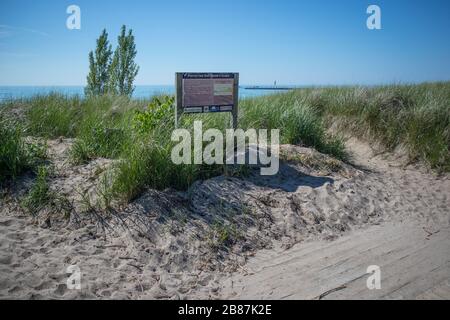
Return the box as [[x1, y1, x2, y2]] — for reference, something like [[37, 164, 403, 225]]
[[0, 85, 295, 102]]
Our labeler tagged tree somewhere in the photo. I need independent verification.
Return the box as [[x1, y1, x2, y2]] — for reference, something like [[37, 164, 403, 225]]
[[85, 29, 112, 96], [108, 25, 139, 96]]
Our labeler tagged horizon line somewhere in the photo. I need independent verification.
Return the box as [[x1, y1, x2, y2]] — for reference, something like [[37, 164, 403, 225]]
[[1, 80, 450, 87]]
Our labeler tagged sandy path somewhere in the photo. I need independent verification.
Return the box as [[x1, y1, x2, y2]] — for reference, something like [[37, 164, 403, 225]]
[[221, 220, 449, 299], [221, 138, 450, 300]]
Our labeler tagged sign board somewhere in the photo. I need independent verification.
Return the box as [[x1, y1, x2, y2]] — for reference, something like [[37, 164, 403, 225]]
[[175, 72, 239, 128]]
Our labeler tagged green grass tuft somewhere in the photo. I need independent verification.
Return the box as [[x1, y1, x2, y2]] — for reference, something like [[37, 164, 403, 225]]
[[21, 166, 52, 215], [21, 165, 73, 218], [0, 115, 47, 184]]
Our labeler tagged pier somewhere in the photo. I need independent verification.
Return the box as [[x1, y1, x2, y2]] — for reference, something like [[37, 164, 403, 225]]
[[242, 86, 294, 90]]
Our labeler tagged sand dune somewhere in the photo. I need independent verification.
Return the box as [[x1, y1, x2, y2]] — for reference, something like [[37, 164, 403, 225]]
[[0, 138, 448, 299]]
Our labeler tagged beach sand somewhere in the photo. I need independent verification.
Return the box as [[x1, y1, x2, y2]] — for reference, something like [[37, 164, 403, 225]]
[[0, 137, 449, 299]]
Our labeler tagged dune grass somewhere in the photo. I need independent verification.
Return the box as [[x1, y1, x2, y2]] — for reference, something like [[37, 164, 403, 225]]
[[20, 165, 52, 215], [239, 92, 347, 160], [0, 114, 47, 185], [25, 94, 83, 138], [1, 82, 448, 201], [2, 91, 344, 200], [295, 83, 449, 171], [20, 165, 73, 218]]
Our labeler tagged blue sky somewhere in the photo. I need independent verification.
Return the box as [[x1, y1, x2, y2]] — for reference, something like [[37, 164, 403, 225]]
[[1, 0, 449, 85]]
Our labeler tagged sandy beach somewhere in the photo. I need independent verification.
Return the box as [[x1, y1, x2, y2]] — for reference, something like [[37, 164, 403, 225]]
[[1, 136, 448, 299]]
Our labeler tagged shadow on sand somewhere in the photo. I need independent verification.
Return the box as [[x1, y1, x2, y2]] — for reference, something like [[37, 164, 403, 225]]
[[247, 161, 334, 192]]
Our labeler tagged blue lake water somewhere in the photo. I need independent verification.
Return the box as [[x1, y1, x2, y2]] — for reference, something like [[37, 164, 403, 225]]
[[0, 85, 296, 102]]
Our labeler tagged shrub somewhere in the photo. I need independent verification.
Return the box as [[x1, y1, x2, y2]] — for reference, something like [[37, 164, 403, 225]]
[[132, 96, 174, 134]]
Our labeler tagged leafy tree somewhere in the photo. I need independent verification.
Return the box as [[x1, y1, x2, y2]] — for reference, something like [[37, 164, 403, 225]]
[[85, 29, 113, 96], [108, 25, 139, 96]]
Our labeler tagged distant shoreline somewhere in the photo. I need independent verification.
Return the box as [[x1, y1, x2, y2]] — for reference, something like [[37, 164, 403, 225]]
[[0, 85, 295, 102], [243, 86, 294, 90]]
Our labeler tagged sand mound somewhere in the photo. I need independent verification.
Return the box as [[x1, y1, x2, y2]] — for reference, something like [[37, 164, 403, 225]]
[[0, 139, 448, 299]]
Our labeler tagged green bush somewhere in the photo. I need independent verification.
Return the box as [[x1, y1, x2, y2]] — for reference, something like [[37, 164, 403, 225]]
[[132, 96, 174, 134]]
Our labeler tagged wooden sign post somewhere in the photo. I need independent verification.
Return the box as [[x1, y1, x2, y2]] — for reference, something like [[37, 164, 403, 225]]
[[175, 72, 239, 129]]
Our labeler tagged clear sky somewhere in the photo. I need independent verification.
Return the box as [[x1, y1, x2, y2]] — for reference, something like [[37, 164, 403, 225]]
[[1, 0, 450, 86]]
